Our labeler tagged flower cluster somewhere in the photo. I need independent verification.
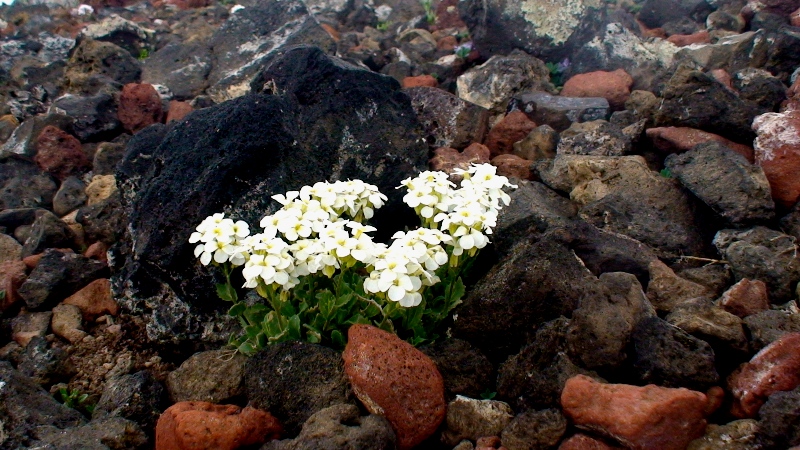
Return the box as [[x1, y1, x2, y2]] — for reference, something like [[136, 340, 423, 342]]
[[189, 213, 250, 266]]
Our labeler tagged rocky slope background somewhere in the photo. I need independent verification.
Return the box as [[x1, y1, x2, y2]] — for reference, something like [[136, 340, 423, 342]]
[[2, 0, 800, 448]]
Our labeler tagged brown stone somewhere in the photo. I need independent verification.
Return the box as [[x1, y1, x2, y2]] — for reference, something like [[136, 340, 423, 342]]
[[559, 434, 620, 449], [343, 324, 446, 450], [0, 260, 27, 313], [753, 110, 800, 207], [646, 126, 754, 162], [166, 101, 194, 123], [402, 75, 438, 89], [23, 248, 74, 270], [34, 126, 91, 181], [561, 375, 708, 450], [785, 76, 800, 113], [560, 69, 634, 110], [62, 278, 119, 321], [666, 30, 711, 47], [491, 154, 531, 180], [320, 23, 340, 41], [793, 7, 800, 27], [710, 69, 734, 91], [646, 260, 715, 313], [84, 241, 109, 262], [484, 111, 537, 157], [85, 175, 117, 205], [118, 83, 163, 133], [155, 401, 282, 450], [718, 279, 770, 318], [429, 143, 490, 176], [437, 35, 458, 51], [729, 332, 800, 417], [705, 386, 725, 416]]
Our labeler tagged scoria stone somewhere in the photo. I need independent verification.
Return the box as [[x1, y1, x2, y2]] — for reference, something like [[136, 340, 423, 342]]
[[155, 401, 281, 450], [752, 110, 800, 207], [646, 127, 754, 162], [729, 332, 800, 417], [34, 126, 91, 181], [118, 83, 163, 133], [343, 324, 445, 450], [484, 111, 537, 157], [62, 278, 118, 321], [561, 69, 633, 110], [718, 278, 770, 318], [561, 375, 708, 450]]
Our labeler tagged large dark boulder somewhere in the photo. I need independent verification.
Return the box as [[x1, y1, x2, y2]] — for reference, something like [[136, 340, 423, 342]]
[[111, 46, 428, 346]]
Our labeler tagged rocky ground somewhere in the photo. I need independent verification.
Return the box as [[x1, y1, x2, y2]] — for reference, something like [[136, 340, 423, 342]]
[[1, 0, 800, 448]]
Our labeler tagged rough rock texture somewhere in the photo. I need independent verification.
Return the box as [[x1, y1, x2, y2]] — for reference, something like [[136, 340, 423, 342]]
[[757, 385, 800, 449], [561, 69, 634, 110], [63, 39, 141, 94], [440, 396, 515, 446], [37, 416, 149, 450], [561, 375, 709, 450], [112, 46, 428, 345], [343, 324, 445, 450], [484, 110, 537, 157], [718, 279, 770, 318], [420, 338, 494, 401], [686, 419, 760, 450], [556, 120, 631, 156], [262, 404, 397, 450], [141, 41, 211, 100], [93, 370, 167, 435], [713, 226, 800, 302], [646, 126, 754, 162], [666, 299, 748, 356], [167, 349, 247, 404], [245, 341, 352, 436], [752, 110, 800, 207], [0, 156, 58, 210], [744, 309, 800, 352], [406, 86, 489, 150], [513, 91, 609, 132], [118, 83, 163, 133], [155, 401, 282, 450], [34, 125, 91, 181], [646, 260, 716, 313], [18, 248, 108, 310], [500, 408, 568, 450], [206, 1, 336, 102], [429, 144, 490, 177], [62, 278, 119, 321], [729, 332, 800, 418]]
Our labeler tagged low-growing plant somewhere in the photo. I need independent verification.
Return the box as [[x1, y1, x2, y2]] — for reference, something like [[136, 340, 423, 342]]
[[454, 41, 473, 59], [376, 20, 390, 32], [546, 58, 570, 89], [191, 164, 516, 354], [420, 0, 437, 25], [57, 387, 95, 416], [660, 167, 673, 178], [137, 48, 149, 60]]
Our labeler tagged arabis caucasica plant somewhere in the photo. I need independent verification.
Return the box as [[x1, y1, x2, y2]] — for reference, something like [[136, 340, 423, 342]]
[[190, 164, 516, 354]]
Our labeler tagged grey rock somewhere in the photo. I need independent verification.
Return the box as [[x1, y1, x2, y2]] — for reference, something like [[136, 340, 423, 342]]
[[706, 10, 746, 33], [206, 1, 336, 103], [453, 232, 595, 356], [714, 227, 800, 302], [0, 113, 74, 158], [21, 209, 76, 258], [637, 0, 712, 29], [677, 264, 733, 298], [654, 64, 761, 144], [666, 298, 748, 354], [420, 338, 494, 402], [263, 403, 396, 450], [665, 142, 774, 225], [51, 303, 86, 344], [16, 335, 73, 387], [75, 191, 125, 245], [63, 39, 141, 95], [567, 272, 656, 371], [52, 176, 87, 217], [675, 30, 768, 74], [92, 140, 128, 176], [512, 124, 559, 161], [245, 341, 353, 435], [112, 47, 427, 345], [10, 312, 52, 346], [0, 232, 22, 262], [457, 0, 607, 63], [757, 385, 800, 449], [556, 120, 631, 156], [0, 31, 75, 72], [18, 248, 109, 311], [141, 41, 211, 100], [405, 86, 489, 150], [743, 309, 800, 352], [568, 22, 679, 91], [166, 349, 247, 404], [646, 260, 716, 313], [0, 360, 86, 450], [93, 370, 166, 435], [79, 14, 155, 59], [37, 416, 148, 450], [732, 68, 788, 113], [762, 26, 800, 82], [456, 50, 555, 114], [441, 396, 515, 446], [512, 92, 609, 132], [500, 409, 567, 450], [687, 419, 760, 450], [50, 92, 122, 142], [497, 318, 599, 411], [631, 316, 719, 390]]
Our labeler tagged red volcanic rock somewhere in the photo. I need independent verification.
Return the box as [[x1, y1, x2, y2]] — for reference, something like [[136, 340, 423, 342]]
[[166, 101, 194, 123], [710, 69, 734, 90], [34, 126, 91, 181], [646, 126, 754, 162], [484, 111, 536, 157], [742, 0, 800, 19], [729, 332, 800, 417], [119, 83, 163, 133], [561, 69, 634, 110], [402, 75, 438, 88], [558, 434, 620, 449], [666, 30, 711, 47], [752, 110, 800, 207], [429, 143, 490, 175], [785, 76, 800, 112], [718, 279, 770, 318], [561, 375, 708, 450], [62, 278, 119, 321], [792, 7, 800, 26], [343, 324, 446, 450], [84, 241, 109, 262], [436, 35, 458, 51], [491, 154, 531, 180], [156, 401, 281, 450], [0, 261, 27, 314]]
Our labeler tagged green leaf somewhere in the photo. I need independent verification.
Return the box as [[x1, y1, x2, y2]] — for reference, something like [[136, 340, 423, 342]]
[[238, 342, 255, 356], [216, 283, 238, 302], [331, 330, 346, 348], [447, 277, 465, 308], [317, 291, 334, 319], [228, 302, 246, 317], [244, 303, 268, 325], [288, 315, 302, 340]]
